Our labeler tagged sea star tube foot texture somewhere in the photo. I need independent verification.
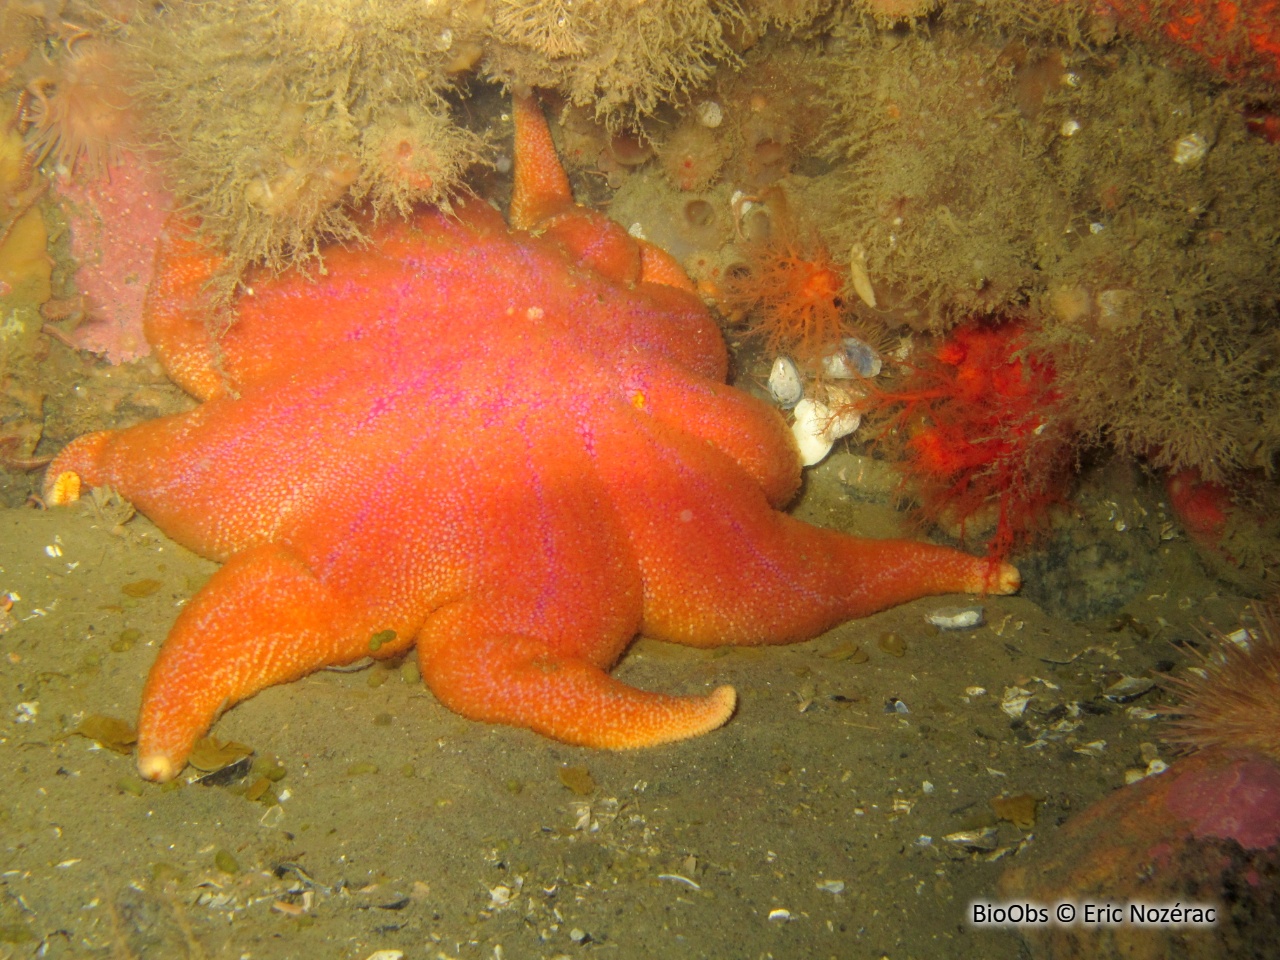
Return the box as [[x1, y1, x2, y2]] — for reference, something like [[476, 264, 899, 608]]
[[46, 92, 1020, 782]]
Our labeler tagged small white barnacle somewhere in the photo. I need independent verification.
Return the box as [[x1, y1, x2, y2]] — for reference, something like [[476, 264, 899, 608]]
[[1172, 132, 1209, 166], [694, 100, 723, 129]]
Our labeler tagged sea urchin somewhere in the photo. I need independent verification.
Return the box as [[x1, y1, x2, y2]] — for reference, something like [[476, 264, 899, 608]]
[[1164, 604, 1280, 762]]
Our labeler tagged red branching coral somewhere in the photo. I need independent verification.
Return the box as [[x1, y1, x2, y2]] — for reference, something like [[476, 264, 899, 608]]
[[863, 319, 1075, 563]]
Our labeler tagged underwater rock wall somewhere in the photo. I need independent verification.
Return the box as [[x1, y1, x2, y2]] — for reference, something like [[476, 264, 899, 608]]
[[2, 0, 1278, 579]]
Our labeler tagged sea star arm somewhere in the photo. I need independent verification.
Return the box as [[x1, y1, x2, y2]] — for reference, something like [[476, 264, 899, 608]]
[[509, 92, 702, 294], [134, 543, 408, 782], [617, 356, 801, 508], [595, 417, 1018, 647], [643, 513, 1019, 647], [418, 603, 736, 749], [509, 92, 573, 232], [142, 220, 229, 401], [638, 239, 698, 293]]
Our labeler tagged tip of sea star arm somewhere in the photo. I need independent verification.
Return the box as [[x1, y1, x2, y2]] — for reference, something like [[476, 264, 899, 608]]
[[509, 91, 574, 232], [633, 684, 738, 747], [552, 682, 739, 749], [988, 561, 1021, 596], [638, 238, 698, 293], [138, 752, 181, 783], [43, 430, 115, 504]]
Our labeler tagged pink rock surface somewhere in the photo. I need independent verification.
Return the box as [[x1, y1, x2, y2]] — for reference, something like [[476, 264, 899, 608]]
[[1165, 752, 1280, 851], [56, 150, 174, 363]]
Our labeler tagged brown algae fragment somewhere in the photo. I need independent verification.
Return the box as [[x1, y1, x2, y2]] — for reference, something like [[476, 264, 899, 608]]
[[187, 736, 254, 773], [110, 629, 141, 653], [213, 849, 240, 875], [73, 715, 137, 753], [822, 641, 870, 663], [121, 579, 163, 598], [992, 792, 1041, 829], [877, 632, 908, 657], [251, 755, 287, 782], [557, 765, 597, 796], [244, 777, 274, 803], [368, 629, 396, 652]]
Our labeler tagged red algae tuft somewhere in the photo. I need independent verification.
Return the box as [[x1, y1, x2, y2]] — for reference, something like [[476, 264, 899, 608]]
[[863, 320, 1075, 563]]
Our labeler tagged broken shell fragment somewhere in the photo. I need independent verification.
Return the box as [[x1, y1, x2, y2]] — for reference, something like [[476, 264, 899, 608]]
[[943, 827, 999, 851], [926, 605, 984, 630], [768, 355, 803, 408], [1000, 686, 1033, 717], [1102, 676, 1156, 703]]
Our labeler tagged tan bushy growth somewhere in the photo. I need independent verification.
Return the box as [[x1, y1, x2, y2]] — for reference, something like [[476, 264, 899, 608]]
[[743, 0, 840, 34], [819, 11, 1280, 481], [820, 27, 1065, 327], [1033, 59, 1280, 481], [129, 0, 487, 276], [484, 0, 740, 123], [852, 0, 939, 26]]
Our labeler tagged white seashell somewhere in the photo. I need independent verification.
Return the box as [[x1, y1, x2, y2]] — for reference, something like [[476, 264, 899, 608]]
[[943, 827, 999, 851], [822, 385, 861, 439], [791, 390, 861, 466], [926, 605, 984, 630], [1000, 686, 1033, 718], [791, 399, 834, 465], [821, 337, 882, 379], [768, 356, 803, 408], [1172, 132, 1209, 166]]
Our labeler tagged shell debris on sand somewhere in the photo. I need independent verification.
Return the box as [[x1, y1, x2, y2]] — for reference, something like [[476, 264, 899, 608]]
[[926, 605, 985, 630]]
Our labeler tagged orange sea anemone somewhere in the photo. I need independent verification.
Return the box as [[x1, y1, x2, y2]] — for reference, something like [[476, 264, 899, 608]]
[[720, 191, 851, 362], [23, 36, 137, 177], [1163, 604, 1280, 761]]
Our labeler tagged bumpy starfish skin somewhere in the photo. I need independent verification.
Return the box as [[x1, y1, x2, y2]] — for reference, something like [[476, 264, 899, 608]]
[[47, 95, 1019, 782]]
